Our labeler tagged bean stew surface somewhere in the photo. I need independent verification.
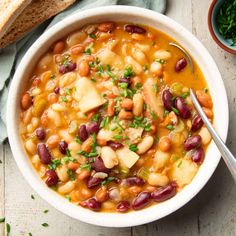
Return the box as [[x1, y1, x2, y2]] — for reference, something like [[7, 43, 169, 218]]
[[20, 22, 213, 212]]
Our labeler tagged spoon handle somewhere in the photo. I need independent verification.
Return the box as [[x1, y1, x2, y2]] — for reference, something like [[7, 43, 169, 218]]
[[190, 89, 236, 182]]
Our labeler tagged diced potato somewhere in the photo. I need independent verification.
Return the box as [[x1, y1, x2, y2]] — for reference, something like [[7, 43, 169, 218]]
[[125, 56, 143, 75], [66, 31, 87, 47], [97, 48, 123, 69], [143, 78, 164, 120], [125, 127, 143, 144], [169, 159, 198, 188], [153, 149, 170, 170], [116, 146, 140, 169], [73, 78, 104, 113]]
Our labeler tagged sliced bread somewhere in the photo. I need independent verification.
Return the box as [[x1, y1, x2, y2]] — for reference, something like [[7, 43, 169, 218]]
[[0, 0, 76, 49]]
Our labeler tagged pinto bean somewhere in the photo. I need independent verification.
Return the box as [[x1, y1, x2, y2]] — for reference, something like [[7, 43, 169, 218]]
[[107, 99, 115, 117], [78, 60, 90, 77], [196, 90, 213, 108], [158, 136, 171, 152], [121, 98, 133, 110], [53, 41, 65, 54], [47, 134, 60, 149], [95, 188, 108, 202], [137, 136, 154, 154], [132, 93, 143, 116], [98, 22, 115, 32], [21, 93, 32, 110], [77, 169, 90, 180], [202, 107, 213, 118], [118, 109, 133, 120]]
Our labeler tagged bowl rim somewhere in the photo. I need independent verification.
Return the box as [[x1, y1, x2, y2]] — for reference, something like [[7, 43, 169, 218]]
[[7, 5, 229, 227], [208, 0, 236, 55]]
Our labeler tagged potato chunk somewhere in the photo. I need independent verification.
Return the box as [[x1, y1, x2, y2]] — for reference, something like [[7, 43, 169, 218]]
[[73, 78, 104, 113], [169, 159, 198, 188], [116, 146, 140, 169]]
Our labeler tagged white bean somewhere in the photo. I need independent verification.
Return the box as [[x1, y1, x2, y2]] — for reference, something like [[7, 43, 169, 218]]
[[101, 146, 119, 169], [137, 136, 154, 154], [58, 181, 75, 194], [148, 173, 169, 186], [56, 165, 69, 182], [52, 103, 67, 112], [199, 127, 212, 145], [132, 93, 143, 116], [132, 48, 148, 65], [48, 109, 62, 127], [68, 141, 81, 157], [150, 61, 163, 77], [25, 139, 36, 154], [59, 129, 73, 143], [153, 150, 170, 170], [125, 56, 143, 75], [154, 49, 171, 60]]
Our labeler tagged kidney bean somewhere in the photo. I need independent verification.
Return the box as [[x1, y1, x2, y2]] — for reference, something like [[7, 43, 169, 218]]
[[84, 198, 101, 211], [184, 135, 202, 151], [45, 170, 59, 186], [36, 127, 46, 140], [118, 77, 131, 86], [86, 176, 102, 189], [58, 140, 68, 154], [107, 141, 123, 150], [123, 177, 145, 186], [87, 121, 100, 134], [175, 58, 187, 72], [54, 87, 60, 94], [116, 201, 130, 213], [59, 62, 77, 74], [191, 114, 203, 132], [37, 143, 52, 164], [151, 182, 177, 202], [162, 89, 173, 111], [78, 124, 88, 142], [132, 191, 151, 210], [174, 97, 191, 119], [124, 24, 146, 34], [91, 157, 110, 173], [192, 147, 205, 164]]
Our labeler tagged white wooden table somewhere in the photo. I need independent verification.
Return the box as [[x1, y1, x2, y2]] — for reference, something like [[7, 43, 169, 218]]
[[1, 0, 236, 235]]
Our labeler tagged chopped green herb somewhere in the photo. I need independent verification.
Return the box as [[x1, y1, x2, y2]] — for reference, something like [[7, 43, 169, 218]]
[[66, 149, 71, 157], [204, 88, 208, 93], [6, 223, 10, 236], [100, 116, 110, 129], [67, 169, 76, 180], [42, 223, 49, 227], [143, 103, 147, 110], [164, 109, 170, 116], [63, 156, 77, 164], [48, 159, 61, 170], [143, 65, 148, 71], [135, 82, 142, 89], [177, 160, 182, 168], [166, 124, 174, 131], [118, 82, 128, 89], [84, 43, 94, 55], [50, 74, 56, 80], [61, 96, 68, 103], [75, 136, 82, 144], [31, 194, 35, 200], [80, 163, 92, 171], [180, 92, 190, 98], [89, 33, 97, 39], [150, 109, 157, 120], [102, 177, 115, 185], [0, 217, 5, 223], [123, 66, 135, 78], [113, 135, 123, 140], [29, 233, 33, 236], [172, 107, 179, 115], [217, 0, 236, 46], [65, 88, 72, 95], [172, 155, 179, 162], [0, 160, 2, 164], [89, 61, 95, 68], [90, 77, 96, 82], [156, 58, 166, 64], [43, 210, 49, 214], [129, 144, 138, 152], [153, 84, 158, 93], [65, 195, 71, 202]]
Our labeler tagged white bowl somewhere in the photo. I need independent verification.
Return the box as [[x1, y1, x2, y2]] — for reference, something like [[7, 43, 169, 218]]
[[7, 6, 229, 227]]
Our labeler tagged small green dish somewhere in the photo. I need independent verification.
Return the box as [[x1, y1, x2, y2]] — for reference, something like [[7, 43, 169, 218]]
[[208, 0, 236, 54]]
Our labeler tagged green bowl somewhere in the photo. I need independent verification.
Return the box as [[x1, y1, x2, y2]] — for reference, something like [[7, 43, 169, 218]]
[[208, 0, 236, 54]]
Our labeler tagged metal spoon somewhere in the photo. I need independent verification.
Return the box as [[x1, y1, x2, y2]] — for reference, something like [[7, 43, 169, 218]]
[[169, 42, 194, 73], [170, 42, 236, 181], [190, 89, 236, 182]]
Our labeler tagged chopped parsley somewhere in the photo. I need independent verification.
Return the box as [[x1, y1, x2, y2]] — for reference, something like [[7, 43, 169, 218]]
[[130, 116, 151, 131], [67, 169, 76, 180], [6, 223, 10, 236], [172, 107, 179, 115], [65, 195, 71, 202], [153, 84, 158, 93], [66, 149, 71, 157], [31, 194, 35, 200], [61, 96, 68, 103], [92, 113, 100, 122], [80, 163, 92, 171], [129, 144, 138, 152], [100, 116, 110, 129], [48, 159, 61, 170], [166, 124, 174, 131], [123, 66, 135, 78], [180, 92, 190, 98], [102, 177, 115, 185], [50, 74, 56, 80], [177, 160, 183, 168], [43, 210, 49, 214], [113, 135, 123, 140], [29, 233, 33, 236], [84, 43, 94, 55], [144, 65, 148, 71], [0, 217, 5, 223], [75, 136, 82, 144], [63, 156, 77, 164], [42, 223, 49, 227], [135, 82, 142, 89], [150, 109, 157, 120], [156, 58, 166, 64], [89, 33, 97, 39]]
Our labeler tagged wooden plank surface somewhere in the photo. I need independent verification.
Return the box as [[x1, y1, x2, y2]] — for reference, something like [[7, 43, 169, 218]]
[[1, 0, 236, 235]]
